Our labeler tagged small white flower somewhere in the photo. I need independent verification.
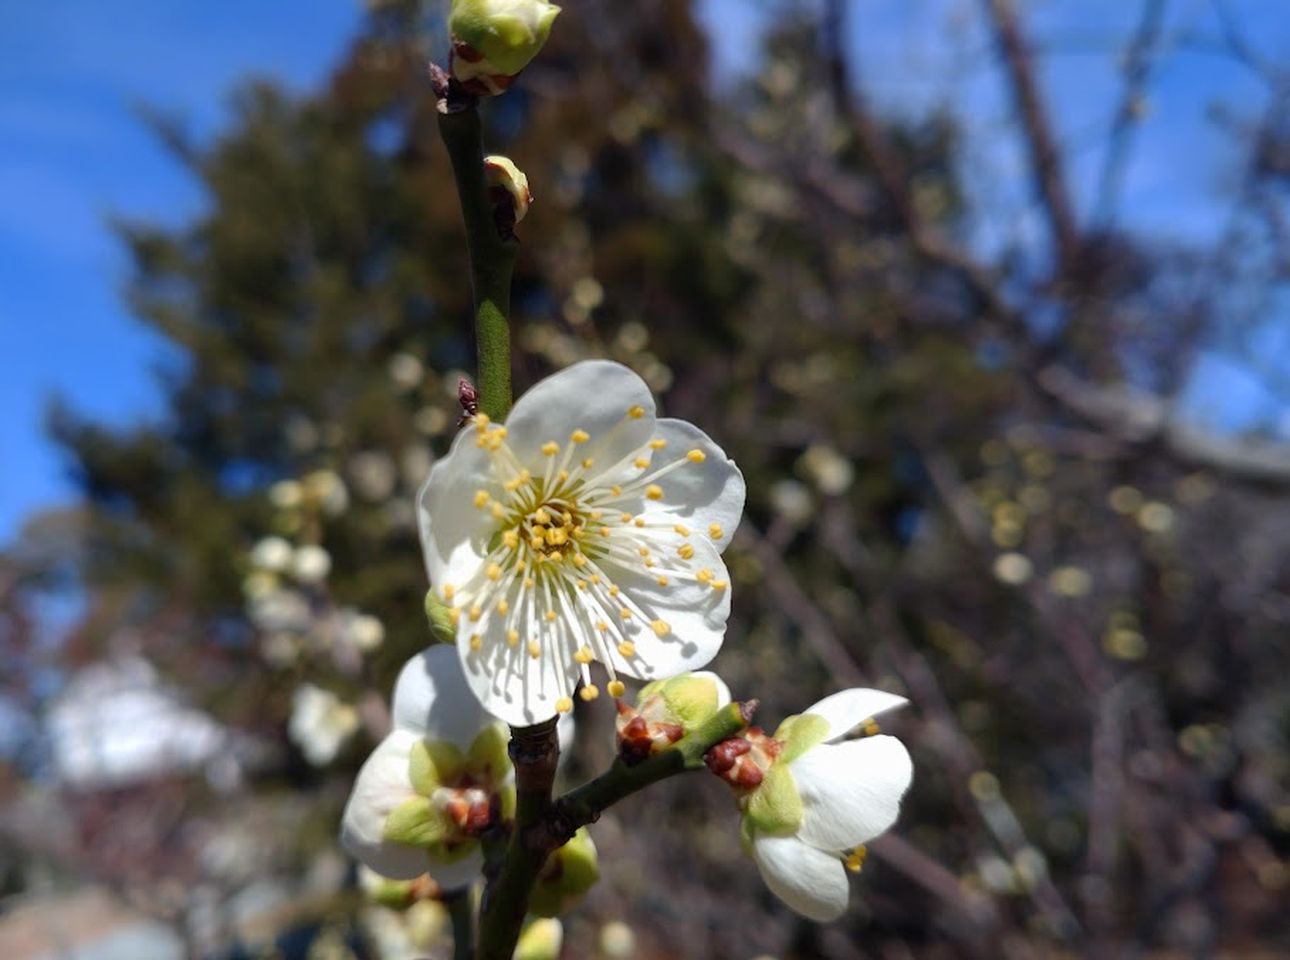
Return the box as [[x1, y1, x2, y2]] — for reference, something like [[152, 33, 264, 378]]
[[341, 645, 574, 886], [292, 544, 332, 584], [341, 610, 386, 653], [418, 360, 746, 726], [250, 535, 293, 572], [717, 689, 913, 922], [289, 684, 360, 766]]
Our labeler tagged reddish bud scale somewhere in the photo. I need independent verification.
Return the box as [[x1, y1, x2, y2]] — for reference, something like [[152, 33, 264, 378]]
[[445, 789, 495, 837], [615, 703, 685, 766], [706, 728, 781, 790]]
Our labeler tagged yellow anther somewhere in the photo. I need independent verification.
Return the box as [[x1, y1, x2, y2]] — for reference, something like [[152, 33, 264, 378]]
[[686, 449, 706, 463], [696, 568, 714, 584], [490, 503, 506, 519], [609, 585, 620, 597], [572, 553, 588, 568], [645, 484, 664, 501], [628, 405, 645, 419], [589, 510, 603, 520], [579, 684, 600, 702], [643, 557, 656, 568], [544, 610, 558, 622], [486, 563, 502, 581], [600, 526, 611, 538], [634, 517, 646, 527], [607, 679, 626, 698], [639, 547, 651, 557], [469, 633, 483, 651], [617, 641, 636, 657], [620, 608, 632, 620], [570, 429, 590, 444], [572, 526, 584, 539], [634, 457, 650, 469], [590, 574, 601, 585], [442, 584, 456, 600], [533, 508, 551, 525], [574, 647, 593, 665], [555, 696, 573, 713], [558, 469, 569, 483], [523, 577, 535, 589], [474, 413, 491, 431], [546, 528, 568, 546], [506, 628, 520, 647], [678, 544, 695, 560], [711, 580, 728, 592], [649, 438, 667, 450], [528, 640, 542, 659], [611, 484, 623, 496], [469, 605, 483, 622], [651, 620, 671, 637], [709, 523, 724, 540], [576, 580, 587, 590], [497, 599, 510, 616], [844, 846, 868, 873], [620, 512, 632, 523], [542, 441, 560, 457], [492, 426, 508, 440], [448, 607, 462, 626], [656, 575, 670, 586], [530, 535, 545, 551], [516, 558, 527, 570], [502, 530, 520, 549], [674, 524, 691, 536], [473, 490, 490, 508], [596, 621, 609, 632], [862, 719, 881, 736]]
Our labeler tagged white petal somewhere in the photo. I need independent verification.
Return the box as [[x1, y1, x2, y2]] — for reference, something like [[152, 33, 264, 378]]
[[339, 730, 428, 880], [691, 670, 732, 709], [805, 689, 909, 742], [503, 360, 656, 468], [391, 645, 497, 747], [417, 426, 496, 590], [751, 832, 850, 922], [597, 531, 731, 682], [556, 711, 576, 755], [649, 418, 746, 542], [458, 606, 582, 727], [426, 848, 485, 891], [792, 736, 913, 851]]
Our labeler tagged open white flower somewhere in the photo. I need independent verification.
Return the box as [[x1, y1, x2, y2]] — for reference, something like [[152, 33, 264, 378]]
[[289, 683, 359, 766], [714, 689, 913, 922], [341, 645, 573, 887], [418, 360, 745, 726]]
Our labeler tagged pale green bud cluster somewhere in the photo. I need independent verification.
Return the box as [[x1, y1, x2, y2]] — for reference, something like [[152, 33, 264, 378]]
[[449, 0, 561, 96]]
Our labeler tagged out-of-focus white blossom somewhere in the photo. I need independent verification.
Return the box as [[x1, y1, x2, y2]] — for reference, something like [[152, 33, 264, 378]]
[[250, 535, 293, 572], [304, 470, 350, 516], [270, 479, 304, 510], [992, 552, 1033, 586], [388, 352, 425, 392], [770, 479, 813, 526], [350, 451, 398, 502], [799, 445, 854, 496], [289, 683, 360, 767], [341, 610, 386, 653], [292, 545, 333, 584]]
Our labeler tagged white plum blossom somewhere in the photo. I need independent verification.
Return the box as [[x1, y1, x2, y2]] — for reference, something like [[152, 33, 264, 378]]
[[289, 683, 360, 766], [292, 544, 332, 584], [418, 360, 746, 726], [250, 535, 293, 572], [341, 645, 573, 886], [712, 689, 913, 922]]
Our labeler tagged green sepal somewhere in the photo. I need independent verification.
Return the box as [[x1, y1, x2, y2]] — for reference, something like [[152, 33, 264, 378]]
[[465, 723, 510, 784], [774, 712, 831, 764], [424, 589, 456, 645], [738, 813, 758, 857], [499, 782, 517, 821], [382, 796, 450, 847], [425, 739, 466, 785], [408, 739, 440, 796], [745, 763, 803, 836], [426, 837, 480, 866], [528, 827, 600, 918], [367, 876, 417, 910]]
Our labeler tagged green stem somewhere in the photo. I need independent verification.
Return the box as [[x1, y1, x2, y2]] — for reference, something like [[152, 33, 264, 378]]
[[475, 702, 755, 960], [438, 103, 518, 421], [445, 887, 475, 960]]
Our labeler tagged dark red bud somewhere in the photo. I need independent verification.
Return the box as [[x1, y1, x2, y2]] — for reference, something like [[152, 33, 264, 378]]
[[704, 737, 751, 775]]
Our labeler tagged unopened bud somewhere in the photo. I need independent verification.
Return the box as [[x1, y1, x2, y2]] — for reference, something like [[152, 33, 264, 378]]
[[449, 0, 561, 97], [484, 155, 532, 229], [528, 828, 599, 918], [424, 589, 456, 644], [616, 671, 730, 764], [513, 918, 564, 960]]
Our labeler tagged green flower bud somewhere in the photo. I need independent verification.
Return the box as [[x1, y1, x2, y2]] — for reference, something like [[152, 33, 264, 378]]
[[484, 155, 532, 225], [528, 827, 599, 918], [513, 918, 563, 960], [617, 671, 730, 763], [449, 0, 561, 97]]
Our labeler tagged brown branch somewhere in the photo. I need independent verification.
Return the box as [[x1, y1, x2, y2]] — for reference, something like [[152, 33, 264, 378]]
[[980, 0, 1082, 271]]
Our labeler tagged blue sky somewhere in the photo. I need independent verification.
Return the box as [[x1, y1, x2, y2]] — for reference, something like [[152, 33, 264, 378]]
[[3, 0, 1289, 545]]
